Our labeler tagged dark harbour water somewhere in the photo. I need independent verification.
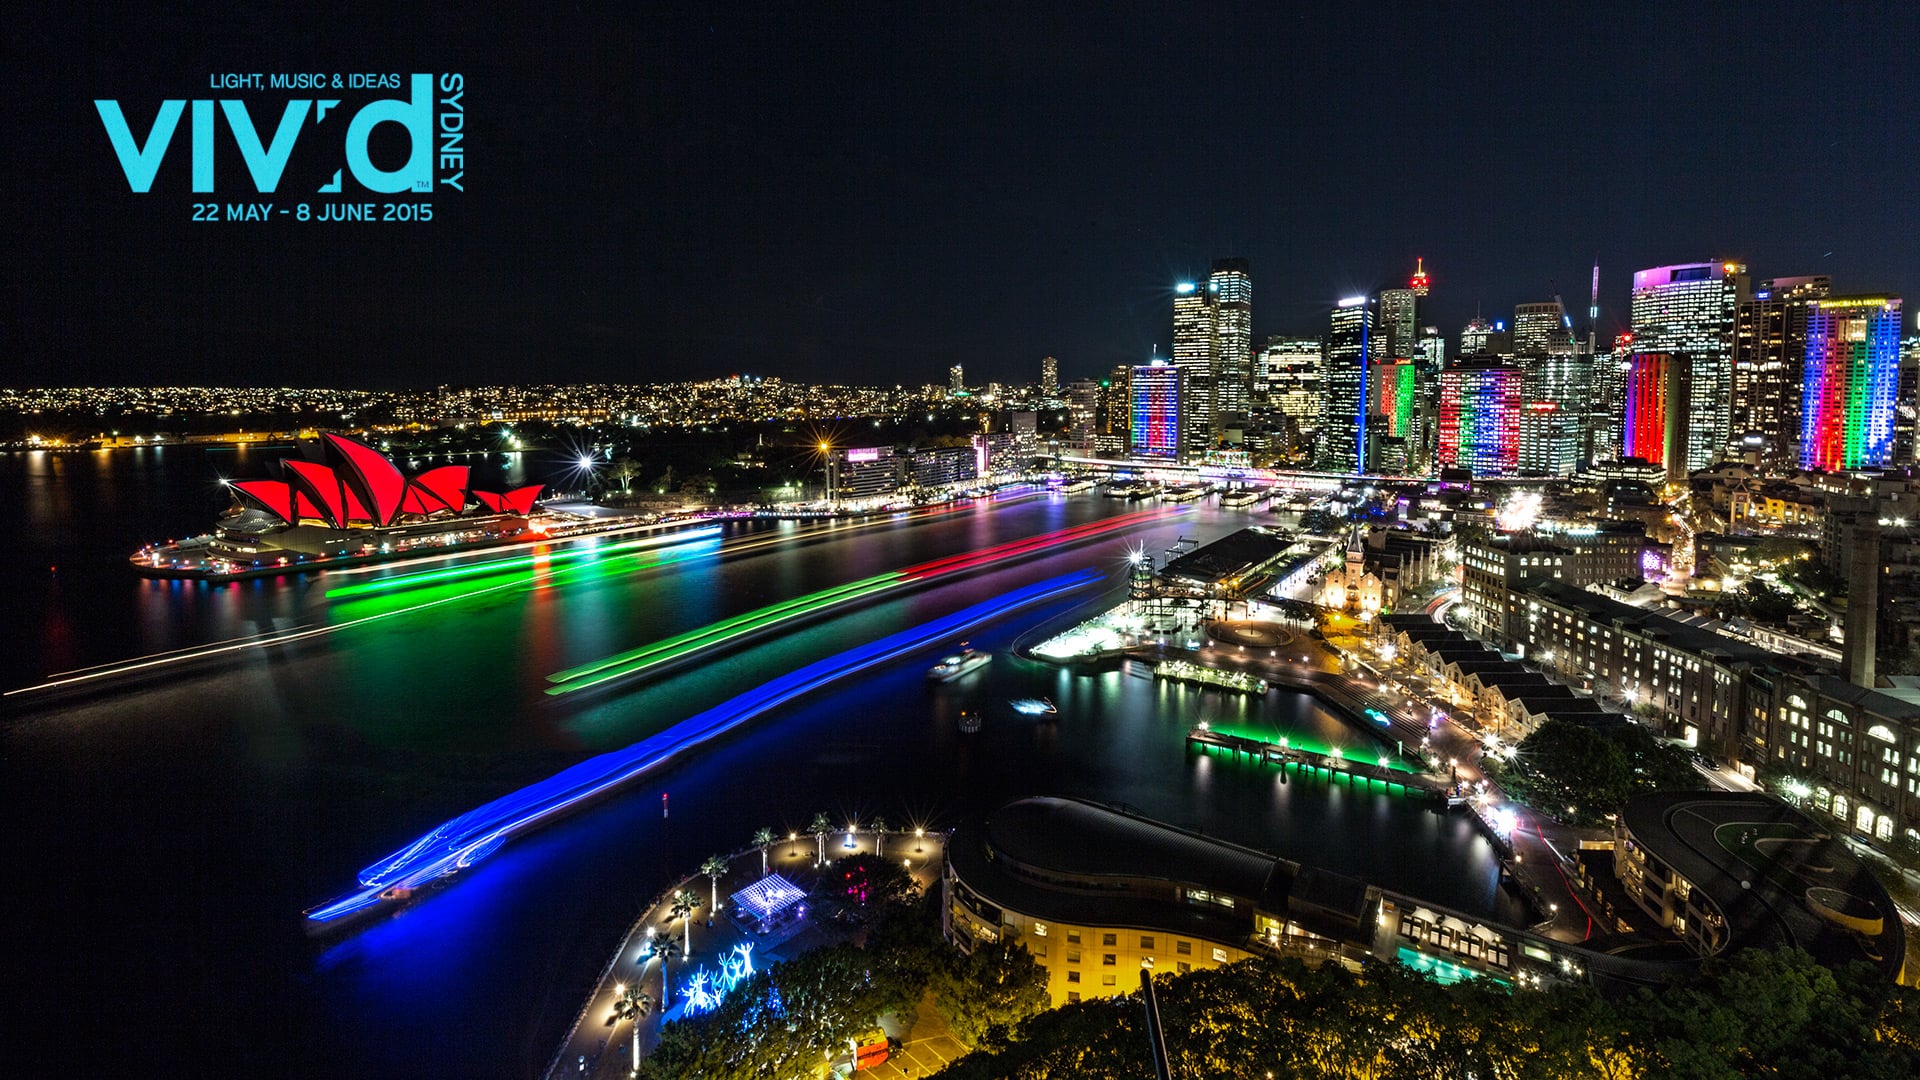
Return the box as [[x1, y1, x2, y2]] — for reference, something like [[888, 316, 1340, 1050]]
[[1, 446, 1510, 1078]]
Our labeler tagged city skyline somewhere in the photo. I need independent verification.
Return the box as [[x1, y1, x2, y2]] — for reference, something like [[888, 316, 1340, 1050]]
[[9, 4, 1920, 389]]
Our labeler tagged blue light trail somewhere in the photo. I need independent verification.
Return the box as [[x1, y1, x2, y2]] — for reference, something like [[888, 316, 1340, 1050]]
[[305, 567, 1105, 924]]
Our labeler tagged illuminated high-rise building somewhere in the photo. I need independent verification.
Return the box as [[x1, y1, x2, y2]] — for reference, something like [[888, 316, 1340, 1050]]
[[1437, 361, 1521, 477], [1371, 356, 1417, 440], [1040, 356, 1059, 397], [1591, 333, 1636, 462], [1630, 261, 1747, 471], [1260, 337, 1322, 434], [1513, 300, 1574, 358], [1172, 281, 1217, 456], [1096, 366, 1132, 457], [1898, 337, 1920, 467], [1621, 351, 1690, 482], [949, 364, 965, 395], [1321, 297, 1375, 472], [1799, 295, 1902, 472], [1064, 378, 1098, 449], [1732, 275, 1829, 460], [1378, 259, 1428, 364], [1128, 361, 1182, 460], [1208, 258, 1253, 436], [1460, 314, 1510, 358]]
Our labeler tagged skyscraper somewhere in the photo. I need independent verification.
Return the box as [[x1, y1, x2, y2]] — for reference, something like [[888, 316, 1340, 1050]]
[[1513, 300, 1574, 358], [949, 364, 965, 395], [1097, 366, 1132, 457], [1732, 275, 1830, 460], [1437, 361, 1521, 477], [1591, 333, 1636, 463], [1512, 299, 1587, 475], [1621, 351, 1689, 482], [1260, 337, 1323, 436], [1172, 281, 1217, 457], [1321, 297, 1375, 472], [1064, 377, 1097, 450], [1800, 295, 1903, 472], [1460, 314, 1509, 358], [1208, 258, 1253, 438], [1040, 356, 1059, 398], [1630, 261, 1748, 472], [1129, 361, 1182, 460]]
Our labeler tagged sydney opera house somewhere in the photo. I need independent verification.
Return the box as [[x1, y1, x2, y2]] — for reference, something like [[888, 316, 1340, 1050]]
[[132, 434, 547, 579]]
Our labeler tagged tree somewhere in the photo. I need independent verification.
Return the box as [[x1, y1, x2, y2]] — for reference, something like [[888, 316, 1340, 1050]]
[[830, 853, 919, 912], [612, 981, 652, 1075], [751, 827, 776, 876], [648, 936, 681, 1009], [609, 456, 641, 493], [701, 854, 728, 917], [808, 812, 833, 864], [670, 889, 701, 953], [928, 940, 1051, 1048]]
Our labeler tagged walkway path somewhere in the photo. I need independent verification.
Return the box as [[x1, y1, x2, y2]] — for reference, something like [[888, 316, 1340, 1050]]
[[545, 830, 949, 1080]]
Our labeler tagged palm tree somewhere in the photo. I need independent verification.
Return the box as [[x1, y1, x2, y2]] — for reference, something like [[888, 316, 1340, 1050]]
[[612, 982, 652, 1073], [700, 854, 728, 917], [808, 812, 833, 864], [871, 816, 888, 859], [648, 936, 681, 1009], [670, 888, 701, 953], [752, 827, 776, 875]]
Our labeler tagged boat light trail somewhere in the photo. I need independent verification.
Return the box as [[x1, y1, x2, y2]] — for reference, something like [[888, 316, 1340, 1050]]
[[543, 507, 1183, 694], [323, 528, 715, 599], [305, 567, 1104, 924], [5, 529, 726, 697]]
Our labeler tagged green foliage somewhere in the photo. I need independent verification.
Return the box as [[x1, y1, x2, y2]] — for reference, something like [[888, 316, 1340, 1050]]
[[927, 940, 1051, 1048], [928, 950, 1920, 1080], [1490, 718, 1704, 826]]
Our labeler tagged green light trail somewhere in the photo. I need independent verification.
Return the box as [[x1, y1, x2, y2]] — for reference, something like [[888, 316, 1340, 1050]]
[[323, 530, 716, 599], [545, 571, 909, 694]]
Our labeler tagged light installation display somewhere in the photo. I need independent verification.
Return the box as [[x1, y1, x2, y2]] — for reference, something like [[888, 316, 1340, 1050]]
[[683, 944, 757, 1016], [1129, 363, 1180, 458], [1436, 364, 1519, 476], [228, 433, 540, 528], [546, 507, 1184, 694], [1375, 358, 1416, 437], [1620, 352, 1673, 466], [306, 568, 1105, 924], [1799, 296, 1902, 472]]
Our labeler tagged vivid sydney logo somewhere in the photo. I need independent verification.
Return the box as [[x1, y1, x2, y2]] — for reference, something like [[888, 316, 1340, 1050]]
[[94, 72, 464, 223]]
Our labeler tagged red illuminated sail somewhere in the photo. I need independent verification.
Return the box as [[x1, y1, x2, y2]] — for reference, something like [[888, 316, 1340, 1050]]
[[325, 434, 408, 526]]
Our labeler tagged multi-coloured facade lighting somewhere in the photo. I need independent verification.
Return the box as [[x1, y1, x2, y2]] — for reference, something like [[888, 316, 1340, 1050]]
[[1129, 361, 1181, 459], [1437, 362, 1520, 476], [1799, 296, 1903, 472], [1621, 352, 1677, 470]]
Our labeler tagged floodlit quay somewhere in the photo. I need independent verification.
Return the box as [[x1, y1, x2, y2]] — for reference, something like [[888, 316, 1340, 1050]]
[[549, 828, 952, 1080]]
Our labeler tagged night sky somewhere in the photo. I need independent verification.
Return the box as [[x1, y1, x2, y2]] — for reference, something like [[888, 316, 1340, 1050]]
[[8, 3, 1920, 389]]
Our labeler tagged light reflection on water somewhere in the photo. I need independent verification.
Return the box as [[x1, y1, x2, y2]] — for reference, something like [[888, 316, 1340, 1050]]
[[1, 448, 1510, 1078]]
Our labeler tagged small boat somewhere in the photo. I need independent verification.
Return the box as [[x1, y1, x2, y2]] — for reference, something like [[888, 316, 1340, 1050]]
[[1010, 697, 1057, 716], [958, 710, 983, 733], [1219, 489, 1261, 508], [928, 646, 991, 682]]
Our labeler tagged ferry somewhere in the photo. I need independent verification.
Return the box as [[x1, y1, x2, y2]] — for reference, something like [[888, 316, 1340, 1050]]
[[1058, 479, 1097, 494], [928, 646, 992, 682], [1160, 485, 1207, 503], [1219, 488, 1263, 508]]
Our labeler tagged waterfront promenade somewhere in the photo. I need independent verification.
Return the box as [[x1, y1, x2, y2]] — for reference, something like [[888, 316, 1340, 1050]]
[[1131, 619, 1606, 947], [546, 829, 950, 1080]]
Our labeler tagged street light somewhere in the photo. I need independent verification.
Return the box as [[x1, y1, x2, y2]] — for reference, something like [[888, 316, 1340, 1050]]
[[915, 827, 924, 853]]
